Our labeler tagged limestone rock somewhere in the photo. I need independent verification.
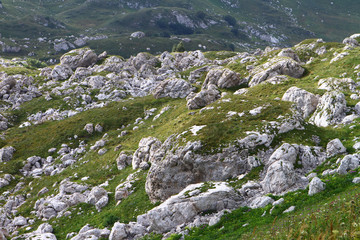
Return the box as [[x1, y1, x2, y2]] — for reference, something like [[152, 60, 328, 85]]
[[249, 196, 274, 209], [309, 91, 347, 127], [202, 67, 247, 89], [282, 87, 319, 118], [0, 146, 15, 162], [277, 48, 301, 62], [13, 216, 27, 226], [186, 84, 221, 110], [116, 152, 133, 170], [308, 177, 325, 196], [84, 123, 94, 134], [249, 57, 305, 87], [87, 186, 108, 211], [337, 154, 359, 174], [153, 78, 193, 99], [318, 77, 356, 92], [326, 139, 346, 158], [130, 31, 145, 38], [343, 37, 359, 47], [60, 48, 98, 70], [132, 137, 161, 170], [51, 64, 73, 80]]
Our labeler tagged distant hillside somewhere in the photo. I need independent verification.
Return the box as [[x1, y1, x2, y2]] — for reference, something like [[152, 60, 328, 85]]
[[0, 0, 359, 59]]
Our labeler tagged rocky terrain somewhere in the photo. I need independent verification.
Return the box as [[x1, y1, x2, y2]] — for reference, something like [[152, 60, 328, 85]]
[[0, 33, 359, 239], [0, 0, 359, 59]]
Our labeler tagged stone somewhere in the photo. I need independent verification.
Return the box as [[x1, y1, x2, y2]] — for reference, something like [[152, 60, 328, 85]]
[[87, 186, 108, 211], [249, 57, 305, 87], [186, 84, 221, 110], [153, 78, 193, 99], [0, 146, 15, 162], [84, 123, 94, 134], [130, 31, 145, 38], [308, 177, 325, 196], [337, 154, 359, 174], [95, 124, 103, 132], [109, 222, 128, 240], [326, 139, 346, 158], [51, 64, 73, 80], [60, 48, 98, 70], [343, 37, 359, 47], [13, 216, 27, 226], [138, 182, 242, 233], [309, 91, 347, 127], [282, 87, 319, 118], [249, 196, 274, 209], [277, 48, 301, 62], [202, 67, 247, 89], [116, 152, 133, 170], [132, 137, 162, 170], [352, 177, 360, 184], [283, 206, 295, 213], [318, 77, 356, 92]]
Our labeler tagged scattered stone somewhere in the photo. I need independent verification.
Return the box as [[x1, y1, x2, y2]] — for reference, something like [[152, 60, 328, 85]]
[[282, 87, 319, 118], [186, 84, 221, 110], [283, 206, 295, 213], [202, 67, 247, 89], [308, 177, 325, 196], [153, 78, 193, 99], [326, 139, 346, 158], [0, 146, 15, 162]]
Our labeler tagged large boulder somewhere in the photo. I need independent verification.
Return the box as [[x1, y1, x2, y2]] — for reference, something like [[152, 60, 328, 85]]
[[326, 139, 346, 158], [277, 48, 301, 62], [138, 182, 242, 233], [249, 57, 305, 87], [337, 154, 359, 175], [343, 37, 359, 47], [60, 48, 98, 70], [50, 64, 73, 80], [186, 84, 221, 110], [282, 87, 319, 118], [309, 91, 347, 127], [0, 146, 15, 162], [202, 67, 247, 89], [153, 78, 193, 99], [87, 186, 108, 211]]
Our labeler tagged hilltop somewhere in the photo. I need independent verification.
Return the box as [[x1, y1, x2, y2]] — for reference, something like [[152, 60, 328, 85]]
[[0, 0, 359, 59], [0, 33, 359, 239]]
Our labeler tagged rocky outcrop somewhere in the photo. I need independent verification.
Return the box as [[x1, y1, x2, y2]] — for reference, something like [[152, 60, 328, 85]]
[[0, 146, 15, 162], [337, 154, 359, 174], [60, 48, 98, 70], [202, 67, 247, 89], [318, 77, 356, 92], [249, 57, 305, 87], [153, 78, 193, 99], [310, 91, 347, 127], [277, 48, 301, 62], [51, 64, 73, 80], [282, 87, 319, 118], [132, 137, 162, 170], [326, 139, 346, 158], [87, 186, 109, 211], [70, 224, 110, 240], [186, 84, 220, 109]]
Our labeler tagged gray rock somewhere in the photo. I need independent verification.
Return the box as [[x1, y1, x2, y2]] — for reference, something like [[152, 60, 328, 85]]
[[283, 206, 295, 213], [51, 64, 73, 80], [249, 57, 305, 87], [310, 91, 347, 127], [318, 77, 356, 92], [116, 152, 133, 170], [337, 154, 359, 174], [352, 177, 360, 184], [60, 48, 98, 70], [95, 124, 103, 132], [282, 87, 319, 118], [186, 84, 221, 110], [138, 182, 242, 233], [87, 186, 108, 211], [130, 31, 146, 38], [109, 222, 128, 240], [84, 123, 94, 134], [202, 67, 247, 89], [343, 37, 359, 47], [326, 139, 346, 158], [153, 78, 193, 99], [0, 146, 15, 162], [277, 48, 301, 62], [132, 137, 162, 170], [308, 177, 325, 196], [13, 216, 27, 226], [249, 196, 274, 209]]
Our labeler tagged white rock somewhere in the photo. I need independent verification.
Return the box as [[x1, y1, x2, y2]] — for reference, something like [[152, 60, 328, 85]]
[[352, 177, 360, 184], [249, 196, 274, 209], [282, 87, 319, 118], [326, 139, 346, 157], [283, 206, 295, 213], [337, 154, 359, 174], [308, 177, 325, 196]]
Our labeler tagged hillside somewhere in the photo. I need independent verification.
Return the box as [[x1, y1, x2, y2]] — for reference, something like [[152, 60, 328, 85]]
[[0, 33, 359, 239], [0, 0, 359, 59]]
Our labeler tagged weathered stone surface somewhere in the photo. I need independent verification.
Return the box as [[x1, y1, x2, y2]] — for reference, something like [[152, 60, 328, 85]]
[[337, 154, 359, 174], [318, 77, 356, 92], [310, 91, 347, 127], [326, 139, 346, 158], [132, 137, 162, 170], [87, 186, 108, 211], [116, 152, 133, 170], [277, 48, 301, 62], [0, 146, 15, 162], [282, 87, 319, 118], [202, 67, 247, 89], [138, 182, 242, 233], [343, 37, 359, 47], [51, 64, 73, 80], [153, 78, 193, 99], [249, 57, 305, 87], [130, 31, 145, 38], [60, 48, 98, 70], [186, 84, 220, 110], [249, 196, 274, 209], [308, 177, 325, 196]]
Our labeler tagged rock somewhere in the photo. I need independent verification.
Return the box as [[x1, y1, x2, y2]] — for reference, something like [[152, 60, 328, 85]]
[[186, 84, 221, 110], [0, 146, 15, 162], [249, 196, 274, 209], [132, 137, 162, 170], [87, 187, 108, 211], [343, 37, 359, 47], [60, 48, 98, 70], [137, 182, 242, 233], [309, 91, 347, 127], [337, 154, 359, 174], [109, 222, 128, 240], [54, 40, 75, 52], [84, 123, 94, 134], [272, 198, 284, 206], [355, 102, 360, 115], [116, 152, 133, 170], [352, 177, 360, 184], [308, 177, 325, 196], [130, 31, 146, 38], [277, 48, 301, 62], [239, 181, 262, 198], [318, 77, 356, 92], [70, 67, 93, 81], [326, 139, 346, 158], [37, 223, 53, 233], [13, 216, 27, 226], [282, 87, 319, 118], [74, 38, 86, 47], [95, 124, 103, 132], [249, 57, 305, 87], [153, 78, 193, 99], [283, 206, 295, 213], [51, 64, 73, 80], [38, 187, 49, 196], [115, 172, 140, 202], [202, 67, 247, 89], [86, 75, 106, 89], [71, 225, 110, 240]]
